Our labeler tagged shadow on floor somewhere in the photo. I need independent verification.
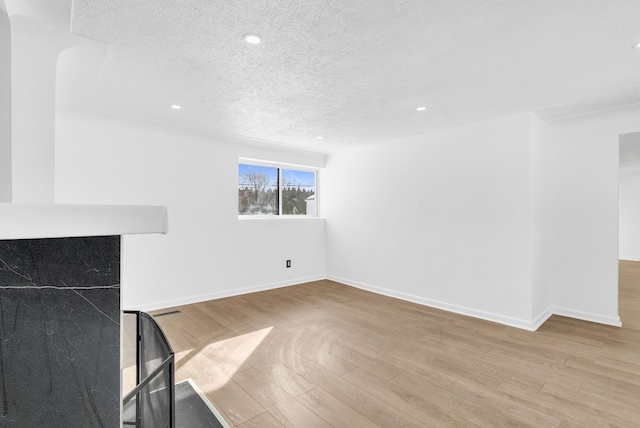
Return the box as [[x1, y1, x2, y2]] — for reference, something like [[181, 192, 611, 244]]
[[176, 379, 229, 428]]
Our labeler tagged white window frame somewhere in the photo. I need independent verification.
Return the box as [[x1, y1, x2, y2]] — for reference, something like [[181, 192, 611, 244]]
[[238, 158, 319, 219]]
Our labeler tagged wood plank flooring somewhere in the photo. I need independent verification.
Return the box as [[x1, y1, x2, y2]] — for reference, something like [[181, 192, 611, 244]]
[[150, 261, 640, 427]]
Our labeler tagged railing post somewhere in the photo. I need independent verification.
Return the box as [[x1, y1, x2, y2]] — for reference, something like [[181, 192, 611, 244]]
[[136, 312, 142, 428], [170, 357, 175, 428]]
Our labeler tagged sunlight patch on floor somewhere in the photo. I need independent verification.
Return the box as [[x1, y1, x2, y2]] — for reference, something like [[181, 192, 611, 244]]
[[200, 326, 273, 391]]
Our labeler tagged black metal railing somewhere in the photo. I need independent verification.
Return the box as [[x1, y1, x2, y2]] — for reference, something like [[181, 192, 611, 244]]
[[123, 311, 175, 428]]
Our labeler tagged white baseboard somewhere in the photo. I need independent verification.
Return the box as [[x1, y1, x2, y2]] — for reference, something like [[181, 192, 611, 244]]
[[618, 256, 640, 262], [550, 306, 622, 327], [327, 276, 622, 331], [128, 274, 623, 331], [531, 307, 554, 331], [126, 275, 325, 312], [326, 275, 540, 331]]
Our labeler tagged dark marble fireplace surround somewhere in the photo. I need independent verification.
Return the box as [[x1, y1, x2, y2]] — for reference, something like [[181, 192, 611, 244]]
[[0, 236, 121, 427]]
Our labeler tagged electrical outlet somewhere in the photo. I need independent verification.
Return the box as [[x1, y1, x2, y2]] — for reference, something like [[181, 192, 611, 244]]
[[286, 260, 291, 268]]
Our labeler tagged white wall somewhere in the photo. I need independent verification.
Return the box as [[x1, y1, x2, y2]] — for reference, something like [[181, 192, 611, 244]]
[[323, 106, 640, 330], [531, 114, 552, 324], [55, 111, 326, 310], [0, 0, 10, 201], [52, 101, 640, 328], [618, 132, 640, 261], [7, 1, 76, 203], [618, 168, 640, 261], [323, 113, 541, 329], [548, 104, 640, 326]]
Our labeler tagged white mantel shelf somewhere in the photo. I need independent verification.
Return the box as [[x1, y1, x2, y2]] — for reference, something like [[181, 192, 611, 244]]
[[0, 204, 168, 240]]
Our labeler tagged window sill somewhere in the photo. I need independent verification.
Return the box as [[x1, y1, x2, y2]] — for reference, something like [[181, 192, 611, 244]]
[[238, 215, 324, 221]]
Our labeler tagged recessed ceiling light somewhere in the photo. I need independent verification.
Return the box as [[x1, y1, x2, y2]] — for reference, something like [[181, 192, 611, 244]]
[[316, 136, 323, 139], [633, 41, 640, 49], [416, 106, 426, 111], [170, 104, 182, 110], [244, 34, 262, 45]]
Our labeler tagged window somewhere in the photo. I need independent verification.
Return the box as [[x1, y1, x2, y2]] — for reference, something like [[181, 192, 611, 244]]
[[238, 161, 317, 216]]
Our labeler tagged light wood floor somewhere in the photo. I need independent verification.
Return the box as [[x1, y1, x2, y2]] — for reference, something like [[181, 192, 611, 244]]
[[151, 262, 640, 427]]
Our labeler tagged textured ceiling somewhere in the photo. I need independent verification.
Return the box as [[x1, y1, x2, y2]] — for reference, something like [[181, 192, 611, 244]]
[[63, 0, 640, 152]]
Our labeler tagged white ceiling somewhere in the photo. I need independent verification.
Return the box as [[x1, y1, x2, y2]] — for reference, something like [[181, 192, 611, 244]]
[[62, 0, 640, 152]]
